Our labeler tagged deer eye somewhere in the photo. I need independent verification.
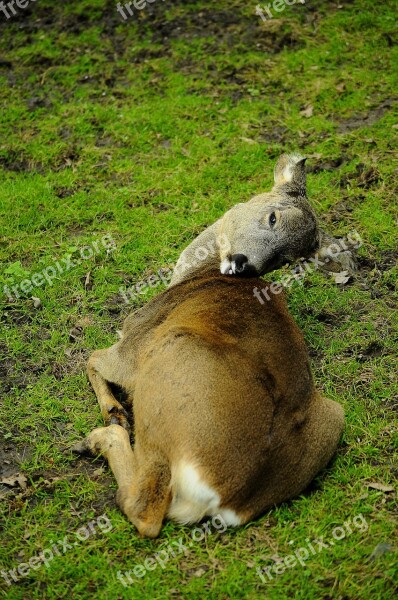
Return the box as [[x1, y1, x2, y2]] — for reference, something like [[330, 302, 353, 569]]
[[269, 212, 277, 227]]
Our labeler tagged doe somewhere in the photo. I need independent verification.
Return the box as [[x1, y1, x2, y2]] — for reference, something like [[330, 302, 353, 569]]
[[73, 154, 348, 537]]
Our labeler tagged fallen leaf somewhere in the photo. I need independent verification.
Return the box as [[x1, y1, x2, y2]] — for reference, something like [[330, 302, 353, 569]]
[[336, 82, 346, 93], [31, 296, 41, 308], [1, 473, 27, 490], [76, 316, 93, 328], [69, 326, 83, 342], [70, 504, 83, 518], [300, 105, 313, 118], [369, 542, 392, 561], [333, 271, 351, 284], [42, 476, 62, 486], [367, 482, 395, 492], [84, 271, 92, 291], [93, 467, 105, 477], [357, 492, 369, 500], [240, 136, 258, 145]]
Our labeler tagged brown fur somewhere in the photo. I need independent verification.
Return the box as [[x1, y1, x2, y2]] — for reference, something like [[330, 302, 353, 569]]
[[73, 268, 344, 537]]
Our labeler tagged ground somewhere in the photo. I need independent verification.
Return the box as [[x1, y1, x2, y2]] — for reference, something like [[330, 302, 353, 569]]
[[0, 0, 397, 598]]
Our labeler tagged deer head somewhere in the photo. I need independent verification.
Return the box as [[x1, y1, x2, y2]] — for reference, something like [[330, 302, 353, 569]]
[[171, 153, 357, 286], [218, 154, 318, 276]]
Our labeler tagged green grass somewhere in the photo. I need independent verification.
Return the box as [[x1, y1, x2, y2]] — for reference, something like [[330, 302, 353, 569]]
[[0, 0, 397, 598]]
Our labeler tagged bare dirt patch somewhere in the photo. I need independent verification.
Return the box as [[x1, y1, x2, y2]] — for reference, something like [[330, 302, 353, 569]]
[[0, 442, 31, 479], [0, 341, 46, 393], [2, 460, 117, 514], [336, 97, 397, 133], [339, 163, 381, 190], [146, 9, 304, 53]]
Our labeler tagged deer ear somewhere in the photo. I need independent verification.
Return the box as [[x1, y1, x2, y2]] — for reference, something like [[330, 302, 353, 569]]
[[274, 153, 307, 187]]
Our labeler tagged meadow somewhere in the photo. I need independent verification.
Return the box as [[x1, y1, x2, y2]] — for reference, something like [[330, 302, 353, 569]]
[[0, 0, 397, 598]]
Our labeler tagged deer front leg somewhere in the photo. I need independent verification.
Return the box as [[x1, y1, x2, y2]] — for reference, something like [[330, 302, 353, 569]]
[[87, 349, 130, 431], [72, 424, 136, 488]]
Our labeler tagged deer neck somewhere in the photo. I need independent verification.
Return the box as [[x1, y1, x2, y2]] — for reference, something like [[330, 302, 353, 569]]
[[170, 220, 222, 286]]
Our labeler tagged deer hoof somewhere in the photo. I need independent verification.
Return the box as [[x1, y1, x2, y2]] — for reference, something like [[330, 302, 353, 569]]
[[71, 438, 92, 455], [108, 406, 131, 432]]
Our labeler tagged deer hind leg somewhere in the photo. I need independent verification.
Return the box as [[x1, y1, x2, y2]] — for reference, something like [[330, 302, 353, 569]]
[[72, 425, 171, 538], [87, 347, 130, 430], [304, 394, 345, 473], [233, 393, 345, 526], [117, 453, 171, 538]]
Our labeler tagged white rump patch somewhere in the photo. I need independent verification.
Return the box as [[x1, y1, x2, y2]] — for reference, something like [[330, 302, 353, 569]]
[[217, 508, 242, 527], [167, 462, 242, 526]]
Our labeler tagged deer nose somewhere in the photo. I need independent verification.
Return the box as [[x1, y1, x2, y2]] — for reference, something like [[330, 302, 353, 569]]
[[231, 254, 249, 274]]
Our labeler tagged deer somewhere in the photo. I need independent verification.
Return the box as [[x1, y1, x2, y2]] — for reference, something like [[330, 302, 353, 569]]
[[72, 154, 354, 538]]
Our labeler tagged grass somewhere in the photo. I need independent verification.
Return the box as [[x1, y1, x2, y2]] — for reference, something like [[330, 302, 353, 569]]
[[0, 0, 397, 598]]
